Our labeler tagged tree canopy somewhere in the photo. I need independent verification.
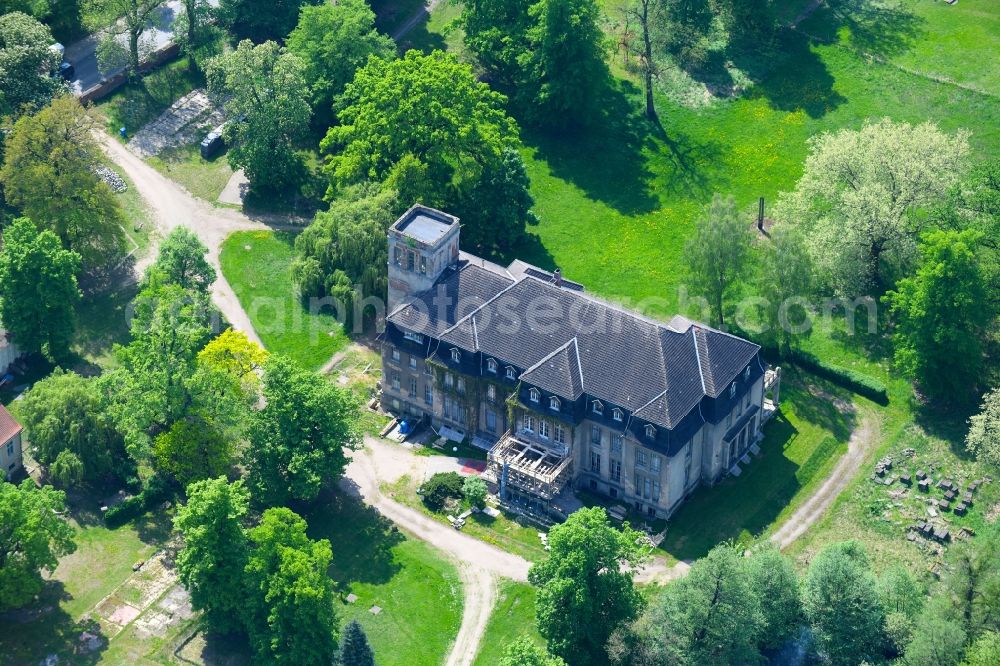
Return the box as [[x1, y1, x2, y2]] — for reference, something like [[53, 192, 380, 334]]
[[206, 40, 311, 193], [528, 507, 646, 665], [499, 637, 567, 666], [0, 217, 81, 360], [0, 480, 76, 611], [286, 0, 394, 127], [967, 388, 1000, 468], [174, 477, 250, 634], [0, 95, 128, 274], [245, 354, 359, 506], [218, 0, 316, 43], [145, 227, 216, 293], [685, 194, 753, 327], [0, 12, 62, 118], [18, 368, 127, 483], [886, 229, 990, 403], [776, 119, 969, 295], [197, 328, 268, 398]]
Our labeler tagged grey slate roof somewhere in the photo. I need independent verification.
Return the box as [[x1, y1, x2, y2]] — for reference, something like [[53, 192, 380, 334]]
[[389, 260, 761, 430]]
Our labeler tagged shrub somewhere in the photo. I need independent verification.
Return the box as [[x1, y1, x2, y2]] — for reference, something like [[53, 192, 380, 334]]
[[755, 340, 889, 405], [462, 476, 488, 508], [104, 475, 174, 528], [420, 472, 464, 511]]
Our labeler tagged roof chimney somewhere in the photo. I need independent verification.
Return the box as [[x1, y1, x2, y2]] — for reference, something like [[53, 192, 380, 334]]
[[553, 268, 563, 286]]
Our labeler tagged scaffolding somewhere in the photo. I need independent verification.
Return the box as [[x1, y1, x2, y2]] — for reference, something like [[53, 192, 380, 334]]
[[487, 433, 573, 501]]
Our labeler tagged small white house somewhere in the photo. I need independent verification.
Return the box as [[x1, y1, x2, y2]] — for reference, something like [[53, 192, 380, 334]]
[[0, 403, 23, 481], [0, 329, 22, 376]]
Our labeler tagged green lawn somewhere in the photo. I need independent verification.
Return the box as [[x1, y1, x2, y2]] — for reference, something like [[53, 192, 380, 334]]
[[473, 581, 545, 666], [220, 230, 349, 371], [384, 474, 551, 562], [307, 491, 463, 666], [147, 144, 234, 204]]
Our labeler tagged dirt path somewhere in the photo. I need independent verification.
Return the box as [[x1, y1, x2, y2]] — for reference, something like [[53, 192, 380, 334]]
[[100, 135, 268, 346], [391, 0, 443, 40], [770, 412, 880, 549]]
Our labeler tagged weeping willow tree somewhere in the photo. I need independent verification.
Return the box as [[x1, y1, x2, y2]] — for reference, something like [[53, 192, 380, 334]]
[[292, 185, 400, 330]]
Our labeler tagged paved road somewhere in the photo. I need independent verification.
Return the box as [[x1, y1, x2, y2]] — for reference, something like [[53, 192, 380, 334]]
[[65, 1, 218, 96]]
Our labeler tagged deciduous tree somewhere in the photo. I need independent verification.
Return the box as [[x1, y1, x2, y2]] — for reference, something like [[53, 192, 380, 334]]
[[197, 328, 268, 398], [460, 0, 533, 89], [744, 543, 800, 649], [0, 480, 76, 611], [245, 354, 359, 506], [153, 417, 233, 487], [244, 507, 338, 665], [622, 0, 666, 119], [775, 119, 969, 294], [967, 388, 1000, 468], [218, 0, 316, 43], [499, 637, 566, 666], [18, 368, 127, 483], [685, 194, 753, 327], [86, 0, 166, 76], [757, 224, 814, 351], [904, 598, 967, 666], [962, 631, 1000, 666], [206, 40, 311, 193], [529, 507, 646, 666], [886, 230, 990, 403], [145, 227, 216, 293], [0, 218, 81, 360], [802, 540, 885, 666], [0, 12, 62, 118], [0, 96, 127, 273], [286, 0, 394, 127], [174, 477, 249, 634]]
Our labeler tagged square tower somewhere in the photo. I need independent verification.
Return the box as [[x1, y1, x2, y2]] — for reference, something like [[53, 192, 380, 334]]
[[387, 205, 461, 311]]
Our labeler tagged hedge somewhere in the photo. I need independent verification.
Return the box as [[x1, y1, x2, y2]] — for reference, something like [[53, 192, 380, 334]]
[[104, 475, 173, 528], [755, 341, 889, 405]]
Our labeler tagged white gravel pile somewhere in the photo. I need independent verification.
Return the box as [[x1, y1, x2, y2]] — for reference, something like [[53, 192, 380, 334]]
[[94, 165, 128, 193]]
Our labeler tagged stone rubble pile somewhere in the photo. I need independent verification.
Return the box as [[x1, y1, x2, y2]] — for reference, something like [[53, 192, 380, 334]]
[[94, 165, 128, 193]]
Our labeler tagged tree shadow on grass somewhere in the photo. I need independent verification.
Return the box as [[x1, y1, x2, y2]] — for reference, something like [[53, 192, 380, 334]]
[[307, 485, 405, 591], [783, 367, 856, 442], [133, 506, 176, 546], [0, 582, 108, 665], [488, 231, 558, 273], [800, 0, 925, 60], [913, 400, 979, 463], [521, 78, 661, 217]]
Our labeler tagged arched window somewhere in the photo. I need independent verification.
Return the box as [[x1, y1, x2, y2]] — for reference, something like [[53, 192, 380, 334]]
[[744, 365, 751, 380], [451, 348, 461, 363], [729, 383, 736, 397], [550, 396, 560, 411], [529, 388, 540, 403], [506, 366, 516, 380], [487, 358, 497, 373]]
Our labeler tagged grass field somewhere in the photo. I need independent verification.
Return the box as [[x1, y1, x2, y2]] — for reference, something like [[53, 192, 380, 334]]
[[220, 230, 349, 371], [473, 581, 545, 666], [307, 491, 463, 666], [147, 144, 234, 204]]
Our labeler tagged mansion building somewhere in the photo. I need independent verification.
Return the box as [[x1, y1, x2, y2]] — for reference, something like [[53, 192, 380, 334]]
[[381, 205, 777, 519]]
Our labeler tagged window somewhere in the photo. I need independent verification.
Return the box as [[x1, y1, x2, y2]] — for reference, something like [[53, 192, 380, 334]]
[[651, 455, 661, 473], [610, 459, 622, 483], [391, 347, 400, 362], [394, 246, 402, 265], [524, 415, 535, 433], [487, 384, 496, 402], [451, 348, 461, 363], [407, 251, 415, 271], [745, 389, 751, 409], [419, 255, 427, 274], [633, 474, 660, 502], [591, 425, 602, 446], [506, 366, 516, 380], [408, 378, 417, 398], [549, 396, 560, 411], [645, 424, 656, 439], [745, 365, 751, 380], [612, 408, 623, 422], [529, 388, 540, 403], [444, 372, 454, 388], [592, 400, 604, 415], [424, 364, 432, 376], [635, 449, 648, 468], [684, 445, 693, 486], [591, 450, 601, 474], [6, 442, 13, 457], [403, 330, 424, 343], [486, 408, 497, 433], [409, 357, 417, 369], [729, 383, 736, 398], [539, 420, 550, 439], [611, 434, 623, 455], [391, 373, 400, 391], [487, 358, 497, 373], [424, 384, 433, 405], [554, 423, 566, 444], [457, 378, 466, 394]]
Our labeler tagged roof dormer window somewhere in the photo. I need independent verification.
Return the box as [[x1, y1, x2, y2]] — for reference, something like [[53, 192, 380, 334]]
[[550, 397, 560, 411], [612, 408, 623, 422], [592, 400, 604, 415], [451, 348, 461, 363], [506, 366, 516, 380], [487, 358, 497, 373], [529, 388, 540, 403], [645, 424, 656, 439], [729, 383, 736, 398], [744, 365, 751, 380]]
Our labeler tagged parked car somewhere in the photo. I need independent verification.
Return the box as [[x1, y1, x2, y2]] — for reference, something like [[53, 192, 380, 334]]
[[58, 61, 75, 80]]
